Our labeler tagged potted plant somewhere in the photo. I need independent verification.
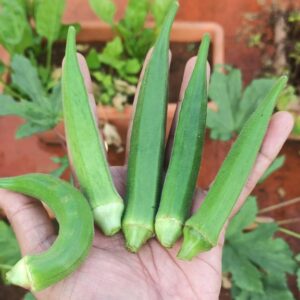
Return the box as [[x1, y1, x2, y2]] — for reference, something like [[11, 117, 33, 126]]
[[0, 0, 225, 152], [237, 0, 300, 139], [0, 0, 73, 138]]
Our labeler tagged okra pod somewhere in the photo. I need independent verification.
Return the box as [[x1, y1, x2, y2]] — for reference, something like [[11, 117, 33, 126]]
[[123, 2, 179, 252], [155, 35, 210, 248], [0, 174, 94, 291], [62, 27, 124, 235], [178, 76, 287, 260]]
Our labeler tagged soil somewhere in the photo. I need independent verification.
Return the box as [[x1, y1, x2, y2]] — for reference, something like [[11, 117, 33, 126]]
[[0, 284, 25, 300]]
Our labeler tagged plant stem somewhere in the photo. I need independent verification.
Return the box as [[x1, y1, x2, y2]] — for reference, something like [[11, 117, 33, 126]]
[[279, 227, 300, 239], [277, 217, 300, 225], [0, 79, 23, 99], [46, 42, 53, 78], [258, 197, 300, 214]]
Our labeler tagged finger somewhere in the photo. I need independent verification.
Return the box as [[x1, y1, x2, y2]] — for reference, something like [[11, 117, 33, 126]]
[[110, 166, 127, 198], [77, 53, 99, 126], [229, 111, 294, 218], [125, 49, 172, 164], [165, 58, 210, 165], [190, 112, 293, 249], [0, 190, 56, 255]]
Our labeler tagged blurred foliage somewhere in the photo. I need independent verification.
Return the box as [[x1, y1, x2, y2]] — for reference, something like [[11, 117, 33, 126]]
[[207, 65, 275, 140], [0, 55, 62, 138], [223, 159, 300, 299], [238, 0, 300, 136], [0, 0, 71, 138], [87, 0, 175, 107], [224, 197, 297, 300]]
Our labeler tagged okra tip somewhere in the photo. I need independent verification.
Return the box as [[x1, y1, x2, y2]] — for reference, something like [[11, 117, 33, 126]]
[[155, 217, 182, 248], [123, 225, 153, 253], [177, 226, 214, 260], [93, 201, 124, 236], [6, 256, 31, 290], [67, 25, 76, 37]]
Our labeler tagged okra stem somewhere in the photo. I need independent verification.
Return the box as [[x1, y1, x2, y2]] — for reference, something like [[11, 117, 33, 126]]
[[122, 2, 179, 252], [62, 27, 124, 235], [178, 76, 287, 260], [155, 35, 210, 248], [0, 174, 94, 291]]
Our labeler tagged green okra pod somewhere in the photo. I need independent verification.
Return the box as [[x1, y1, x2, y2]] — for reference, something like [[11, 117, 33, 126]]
[[178, 76, 287, 260], [0, 174, 94, 291], [155, 35, 210, 248], [123, 2, 179, 252], [62, 27, 124, 236]]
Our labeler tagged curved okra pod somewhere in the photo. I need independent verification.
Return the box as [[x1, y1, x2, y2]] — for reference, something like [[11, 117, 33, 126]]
[[0, 174, 94, 291], [123, 2, 179, 252], [155, 35, 210, 248], [178, 76, 287, 260], [62, 27, 124, 235]]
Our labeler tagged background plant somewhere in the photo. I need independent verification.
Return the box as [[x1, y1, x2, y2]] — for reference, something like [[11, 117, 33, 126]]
[[207, 65, 275, 140], [222, 158, 300, 299], [0, 0, 73, 138], [87, 0, 175, 107], [237, 0, 300, 136]]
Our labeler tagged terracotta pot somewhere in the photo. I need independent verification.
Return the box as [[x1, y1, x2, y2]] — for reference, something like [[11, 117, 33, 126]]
[[38, 104, 177, 147], [77, 21, 224, 66], [35, 20, 224, 143]]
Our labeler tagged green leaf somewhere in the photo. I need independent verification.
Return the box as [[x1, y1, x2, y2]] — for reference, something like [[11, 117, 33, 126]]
[[93, 72, 114, 90], [223, 244, 264, 293], [86, 48, 101, 69], [58, 23, 81, 40], [236, 223, 296, 274], [234, 273, 295, 300], [0, 0, 33, 54], [98, 37, 125, 72], [276, 84, 298, 111], [235, 78, 275, 131], [223, 197, 297, 298], [296, 254, 300, 291], [151, 0, 176, 27], [34, 0, 66, 43], [226, 196, 258, 238], [50, 155, 69, 178], [88, 0, 116, 25], [11, 54, 45, 103], [208, 68, 238, 136], [1, 56, 61, 139], [24, 292, 36, 300], [49, 82, 62, 119], [122, 27, 155, 61], [259, 155, 285, 183], [0, 95, 27, 117], [124, 58, 141, 74], [207, 66, 276, 141], [0, 60, 6, 75], [100, 37, 123, 59], [121, 0, 149, 32], [16, 121, 51, 138], [0, 221, 21, 281]]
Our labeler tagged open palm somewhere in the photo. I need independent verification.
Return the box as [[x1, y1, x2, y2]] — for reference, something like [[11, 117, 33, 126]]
[[0, 54, 293, 300]]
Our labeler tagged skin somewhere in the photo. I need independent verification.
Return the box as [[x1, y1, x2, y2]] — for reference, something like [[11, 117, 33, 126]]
[[0, 53, 294, 300]]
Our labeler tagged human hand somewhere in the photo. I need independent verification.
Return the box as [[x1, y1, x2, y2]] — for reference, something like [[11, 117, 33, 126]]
[[0, 53, 293, 300]]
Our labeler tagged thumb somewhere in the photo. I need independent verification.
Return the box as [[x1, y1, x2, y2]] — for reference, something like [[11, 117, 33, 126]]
[[0, 189, 56, 255]]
